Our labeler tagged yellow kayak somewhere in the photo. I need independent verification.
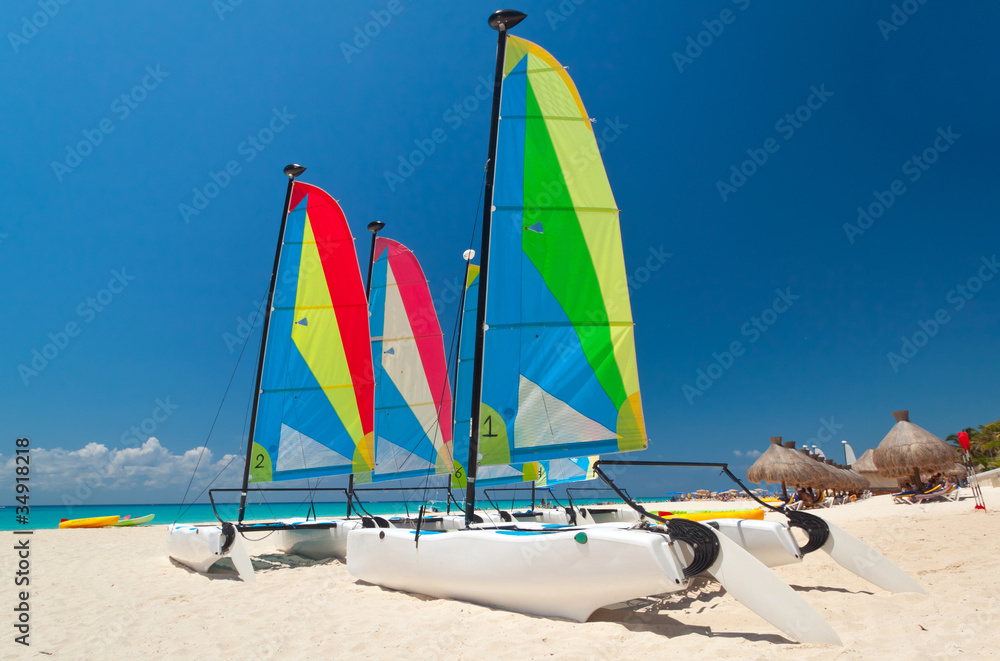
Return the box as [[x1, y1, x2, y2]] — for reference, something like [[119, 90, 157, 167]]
[[59, 515, 120, 529], [654, 509, 765, 521]]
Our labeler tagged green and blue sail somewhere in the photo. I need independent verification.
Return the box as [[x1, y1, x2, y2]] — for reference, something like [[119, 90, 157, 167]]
[[473, 35, 648, 469]]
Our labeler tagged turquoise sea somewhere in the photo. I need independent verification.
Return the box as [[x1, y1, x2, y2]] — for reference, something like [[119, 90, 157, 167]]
[[0, 497, 630, 531]]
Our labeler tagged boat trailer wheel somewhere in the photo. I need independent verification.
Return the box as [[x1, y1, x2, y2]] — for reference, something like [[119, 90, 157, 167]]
[[785, 510, 830, 555], [666, 518, 720, 578]]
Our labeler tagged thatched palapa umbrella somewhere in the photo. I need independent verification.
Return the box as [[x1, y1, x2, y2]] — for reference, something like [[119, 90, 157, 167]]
[[873, 410, 959, 489], [747, 437, 833, 497], [784, 441, 841, 489], [815, 455, 852, 490], [852, 449, 899, 489], [790, 444, 841, 490], [839, 462, 871, 490], [852, 449, 878, 473], [943, 463, 968, 479], [747, 437, 792, 498]]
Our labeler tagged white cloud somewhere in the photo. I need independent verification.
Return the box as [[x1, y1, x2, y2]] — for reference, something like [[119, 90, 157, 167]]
[[733, 449, 762, 458], [0, 437, 243, 501]]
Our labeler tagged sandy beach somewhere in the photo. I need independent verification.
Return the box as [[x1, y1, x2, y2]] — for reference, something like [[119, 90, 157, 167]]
[[9, 488, 999, 660]]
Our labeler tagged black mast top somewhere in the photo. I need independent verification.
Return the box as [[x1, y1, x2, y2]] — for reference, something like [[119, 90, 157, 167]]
[[238, 163, 306, 524], [464, 10, 526, 527]]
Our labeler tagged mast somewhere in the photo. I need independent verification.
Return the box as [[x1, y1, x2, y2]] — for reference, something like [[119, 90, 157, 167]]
[[345, 220, 386, 518], [238, 163, 306, 524], [465, 9, 527, 527], [449, 250, 475, 514], [450, 249, 475, 428]]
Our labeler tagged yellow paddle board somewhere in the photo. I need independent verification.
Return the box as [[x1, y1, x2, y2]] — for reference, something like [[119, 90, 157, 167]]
[[653, 508, 765, 521]]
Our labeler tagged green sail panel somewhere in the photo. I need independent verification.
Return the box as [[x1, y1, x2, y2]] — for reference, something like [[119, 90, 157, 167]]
[[479, 36, 647, 466]]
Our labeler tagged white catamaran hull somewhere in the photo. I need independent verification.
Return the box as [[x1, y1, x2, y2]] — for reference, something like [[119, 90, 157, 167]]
[[347, 527, 689, 622], [347, 524, 841, 644], [708, 517, 923, 592], [577, 506, 641, 524], [167, 524, 255, 581], [387, 512, 506, 530], [273, 519, 364, 560], [708, 519, 803, 568], [167, 524, 229, 573]]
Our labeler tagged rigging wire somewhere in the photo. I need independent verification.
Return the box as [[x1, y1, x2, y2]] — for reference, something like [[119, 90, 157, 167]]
[[413, 164, 488, 511], [173, 295, 267, 524]]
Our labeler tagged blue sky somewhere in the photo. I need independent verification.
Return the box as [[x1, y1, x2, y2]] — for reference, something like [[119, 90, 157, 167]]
[[2, 1, 997, 506]]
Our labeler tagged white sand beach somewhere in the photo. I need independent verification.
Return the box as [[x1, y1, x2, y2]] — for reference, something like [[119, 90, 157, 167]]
[[11, 488, 1000, 660]]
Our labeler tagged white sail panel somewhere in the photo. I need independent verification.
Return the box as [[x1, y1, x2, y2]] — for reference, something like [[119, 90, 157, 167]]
[[276, 423, 353, 472], [513, 376, 616, 449]]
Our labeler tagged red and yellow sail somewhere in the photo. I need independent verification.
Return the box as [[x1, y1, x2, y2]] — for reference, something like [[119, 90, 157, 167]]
[[249, 183, 374, 482]]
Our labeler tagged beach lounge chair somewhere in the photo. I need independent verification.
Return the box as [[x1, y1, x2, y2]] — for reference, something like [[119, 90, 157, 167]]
[[812, 494, 833, 509], [941, 485, 960, 502], [908, 483, 958, 504], [783, 491, 821, 511], [893, 482, 955, 504], [787, 493, 830, 510]]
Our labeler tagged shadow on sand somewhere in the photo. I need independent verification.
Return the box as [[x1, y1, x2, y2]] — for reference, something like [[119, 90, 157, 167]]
[[353, 576, 795, 644], [169, 552, 335, 580]]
